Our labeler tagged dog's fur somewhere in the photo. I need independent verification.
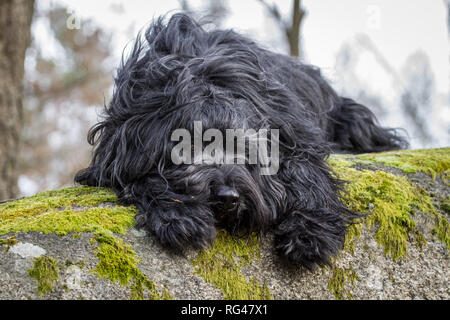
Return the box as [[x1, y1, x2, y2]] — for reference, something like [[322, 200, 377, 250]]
[[75, 14, 408, 270]]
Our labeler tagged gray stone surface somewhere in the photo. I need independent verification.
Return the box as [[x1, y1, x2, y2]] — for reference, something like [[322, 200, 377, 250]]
[[0, 151, 449, 300], [0, 225, 448, 300], [10, 242, 46, 259]]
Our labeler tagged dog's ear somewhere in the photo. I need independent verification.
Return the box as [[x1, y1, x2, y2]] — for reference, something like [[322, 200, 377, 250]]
[[88, 123, 161, 188], [74, 119, 149, 189]]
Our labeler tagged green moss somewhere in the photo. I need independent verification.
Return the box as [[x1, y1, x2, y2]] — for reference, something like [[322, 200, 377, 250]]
[[65, 260, 85, 270], [441, 199, 450, 216], [353, 147, 450, 179], [0, 186, 136, 236], [433, 215, 450, 249], [28, 255, 60, 297], [442, 171, 450, 186], [92, 232, 172, 300], [327, 265, 359, 300], [1, 186, 118, 212], [1, 186, 170, 300], [329, 156, 437, 259], [0, 234, 18, 252], [323, 151, 450, 299], [192, 230, 271, 300]]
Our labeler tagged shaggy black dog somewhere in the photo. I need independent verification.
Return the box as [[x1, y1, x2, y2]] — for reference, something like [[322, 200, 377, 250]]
[[75, 14, 407, 270]]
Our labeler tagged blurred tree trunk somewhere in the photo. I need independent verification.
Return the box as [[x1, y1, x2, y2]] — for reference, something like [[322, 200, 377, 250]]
[[286, 0, 305, 57], [0, 0, 35, 200], [258, 0, 306, 58]]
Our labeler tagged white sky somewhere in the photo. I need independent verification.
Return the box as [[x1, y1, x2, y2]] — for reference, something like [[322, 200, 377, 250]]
[[50, 0, 449, 95], [35, 0, 449, 149]]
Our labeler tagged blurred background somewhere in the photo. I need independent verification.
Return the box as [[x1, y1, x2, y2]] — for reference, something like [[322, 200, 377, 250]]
[[0, 0, 449, 200]]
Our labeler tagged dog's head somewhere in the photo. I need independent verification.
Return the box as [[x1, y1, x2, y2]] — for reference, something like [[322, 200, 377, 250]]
[[162, 161, 277, 233], [75, 13, 311, 245]]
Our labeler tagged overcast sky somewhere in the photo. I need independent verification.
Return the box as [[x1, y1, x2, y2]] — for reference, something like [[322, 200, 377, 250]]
[[49, 0, 448, 95], [32, 0, 449, 150]]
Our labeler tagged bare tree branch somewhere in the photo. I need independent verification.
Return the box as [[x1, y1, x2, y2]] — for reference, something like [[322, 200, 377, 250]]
[[256, 0, 286, 27], [286, 0, 306, 57], [257, 0, 306, 57]]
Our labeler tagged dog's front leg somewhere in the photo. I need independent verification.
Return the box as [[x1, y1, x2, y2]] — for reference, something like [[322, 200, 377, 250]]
[[273, 158, 356, 270], [121, 181, 217, 250]]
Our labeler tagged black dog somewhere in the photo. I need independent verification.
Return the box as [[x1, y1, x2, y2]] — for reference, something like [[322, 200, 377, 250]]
[[75, 14, 407, 270]]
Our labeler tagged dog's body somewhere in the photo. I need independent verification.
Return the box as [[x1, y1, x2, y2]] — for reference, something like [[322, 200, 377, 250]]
[[75, 14, 407, 269]]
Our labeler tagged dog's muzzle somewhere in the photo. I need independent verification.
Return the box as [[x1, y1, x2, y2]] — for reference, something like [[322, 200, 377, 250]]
[[213, 186, 239, 221]]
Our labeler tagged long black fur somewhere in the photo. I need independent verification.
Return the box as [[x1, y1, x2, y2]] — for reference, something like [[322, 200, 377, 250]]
[[75, 14, 408, 270]]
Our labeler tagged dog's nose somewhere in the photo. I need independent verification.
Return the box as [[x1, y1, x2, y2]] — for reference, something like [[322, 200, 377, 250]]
[[215, 187, 239, 210]]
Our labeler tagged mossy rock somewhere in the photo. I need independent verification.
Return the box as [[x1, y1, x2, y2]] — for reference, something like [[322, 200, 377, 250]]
[[0, 148, 449, 300]]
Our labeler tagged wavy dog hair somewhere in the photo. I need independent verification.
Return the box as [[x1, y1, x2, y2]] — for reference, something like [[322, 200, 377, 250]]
[[75, 14, 408, 270]]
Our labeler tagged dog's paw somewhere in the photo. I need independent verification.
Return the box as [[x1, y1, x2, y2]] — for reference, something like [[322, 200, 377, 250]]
[[137, 204, 216, 250], [273, 215, 345, 270], [274, 232, 330, 270]]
